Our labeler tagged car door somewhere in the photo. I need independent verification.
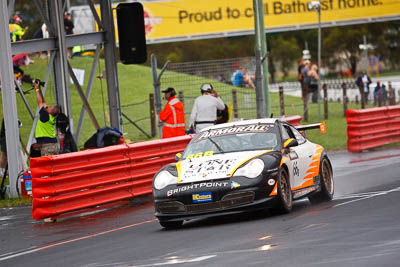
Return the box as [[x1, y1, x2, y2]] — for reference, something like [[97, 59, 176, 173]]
[[282, 124, 315, 191]]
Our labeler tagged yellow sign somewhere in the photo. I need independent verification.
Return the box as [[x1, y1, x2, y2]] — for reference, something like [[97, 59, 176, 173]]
[[104, 0, 399, 43], [139, 0, 400, 42]]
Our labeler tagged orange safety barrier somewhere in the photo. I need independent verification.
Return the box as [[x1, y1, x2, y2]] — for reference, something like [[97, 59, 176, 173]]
[[31, 135, 193, 221], [31, 115, 302, 221], [346, 105, 400, 152]]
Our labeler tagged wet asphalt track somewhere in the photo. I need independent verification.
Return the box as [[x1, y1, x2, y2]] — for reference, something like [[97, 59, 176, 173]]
[[1, 148, 400, 267]]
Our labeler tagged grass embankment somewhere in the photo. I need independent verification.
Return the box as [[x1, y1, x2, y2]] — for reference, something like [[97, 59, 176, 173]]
[[0, 56, 394, 206]]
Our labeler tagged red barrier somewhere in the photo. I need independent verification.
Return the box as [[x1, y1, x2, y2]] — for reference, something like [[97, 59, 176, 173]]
[[346, 106, 400, 152], [31, 116, 302, 221], [31, 135, 192, 221], [284, 115, 302, 126]]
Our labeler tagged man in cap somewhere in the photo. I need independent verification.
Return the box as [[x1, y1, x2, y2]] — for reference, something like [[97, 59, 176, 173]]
[[189, 83, 225, 133], [34, 80, 60, 156], [159, 87, 186, 138], [9, 14, 28, 42]]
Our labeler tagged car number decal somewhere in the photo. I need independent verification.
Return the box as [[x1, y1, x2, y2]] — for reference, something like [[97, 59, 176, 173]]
[[293, 161, 300, 177], [186, 151, 214, 159]]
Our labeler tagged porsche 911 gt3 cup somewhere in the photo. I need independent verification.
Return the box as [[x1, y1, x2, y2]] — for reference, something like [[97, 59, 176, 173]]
[[152, 118, 334, 229]]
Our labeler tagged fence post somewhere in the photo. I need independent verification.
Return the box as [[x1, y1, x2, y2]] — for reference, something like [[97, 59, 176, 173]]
[[232, 89, 238, 119], [149, 93, 156, 137], [342, 83, 348, 116], [303, 96, 309, 122], [323, 83, 328, 119], [279, 86, 285, 117], [378, 86, 383, 107], [388, 81, 395, 105], [358, 85, 366, 109]]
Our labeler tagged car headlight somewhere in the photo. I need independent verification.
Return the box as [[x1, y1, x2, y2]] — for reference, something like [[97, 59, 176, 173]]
[[233, 158, 264, 179], [154, 171, 177, 190]]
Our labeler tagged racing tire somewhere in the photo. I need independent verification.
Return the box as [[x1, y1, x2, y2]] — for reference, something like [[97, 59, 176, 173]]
[[159, 220, 183, 229], [308, 157, 334, 204], [274, 168, 292, 214]]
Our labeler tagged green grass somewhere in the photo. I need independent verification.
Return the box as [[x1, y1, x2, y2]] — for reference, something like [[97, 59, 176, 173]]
[[1, 56, 397, 205], [0, 196, 32, 208]]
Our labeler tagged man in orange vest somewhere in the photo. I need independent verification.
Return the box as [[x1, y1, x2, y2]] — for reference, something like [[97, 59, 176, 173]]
[[159, 87, 186, 138]]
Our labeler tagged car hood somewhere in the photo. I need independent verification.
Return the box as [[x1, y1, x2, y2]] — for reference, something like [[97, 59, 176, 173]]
[[177, 150, 270, 184]]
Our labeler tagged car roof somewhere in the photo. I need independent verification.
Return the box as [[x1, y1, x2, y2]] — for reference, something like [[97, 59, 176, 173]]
[[200, 118, 279, 132]]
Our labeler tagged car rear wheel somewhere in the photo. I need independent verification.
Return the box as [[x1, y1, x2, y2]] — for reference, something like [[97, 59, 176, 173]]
[[159, 220, 183, 229], [308, 157, 334, 204], [274, 168, 292, 213]]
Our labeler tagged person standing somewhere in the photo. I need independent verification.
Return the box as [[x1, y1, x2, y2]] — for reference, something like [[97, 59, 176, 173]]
[[356, 72, 372, 105], [64, 12, 74, 58], [0, 120, 7, 177], [34, 80, 60, 156], [309, 64, 320, 103], [189, 83, 225, 133], [159, 87, 186, 138], [301, 60, 311, 102]]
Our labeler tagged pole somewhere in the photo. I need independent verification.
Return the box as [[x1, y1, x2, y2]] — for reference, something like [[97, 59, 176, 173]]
[[258, 0, 271, 118], [0, 1, 23, 197], [253, 0, 266, 118], [363, 35, 368, 74], [317, 5, 321, 122]]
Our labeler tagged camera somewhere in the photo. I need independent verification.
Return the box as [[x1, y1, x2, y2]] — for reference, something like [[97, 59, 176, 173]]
[[33, 79, 45, 86]]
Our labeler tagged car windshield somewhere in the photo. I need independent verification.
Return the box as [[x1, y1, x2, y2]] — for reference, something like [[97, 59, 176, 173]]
[[183, 123, 280, 158]]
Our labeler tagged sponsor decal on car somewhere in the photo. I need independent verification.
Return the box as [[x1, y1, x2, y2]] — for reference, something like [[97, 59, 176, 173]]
[[197, 124, 271, 141], [186, 151, 214, 159], [231, 181, 240, 189], [293, 186, 317, 198], [192, 192, 213, 203], [167, 181, 229, 197]]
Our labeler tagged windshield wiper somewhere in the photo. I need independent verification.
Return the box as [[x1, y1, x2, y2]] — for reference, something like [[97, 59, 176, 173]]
[[208, 137, 225, 154]]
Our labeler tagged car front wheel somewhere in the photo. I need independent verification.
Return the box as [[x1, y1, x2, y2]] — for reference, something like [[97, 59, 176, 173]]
[[274, 168, 292, 213]]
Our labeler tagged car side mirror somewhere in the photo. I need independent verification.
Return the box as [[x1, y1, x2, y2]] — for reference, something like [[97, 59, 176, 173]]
[[283, 138, 298, 148], [174, 152, 183, 161]]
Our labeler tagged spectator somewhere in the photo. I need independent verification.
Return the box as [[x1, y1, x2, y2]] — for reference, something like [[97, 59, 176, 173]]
[[189, 83, 225, 132], [33, 79, 60, 156], [232, 66, 255, 89], [373, 81, 387, 106], [0, 119, 22, 175], [9, 14, 28, 42], [301, 60, 311, 102], [33, 24, 49, 58], [83, 127, 124, 149], [298, 58, 306, 101], [159, 87, 186, 138], [64, 12, 74, 58], [12, 53, 33, 86], [309, 64, 319, 103], [56, 113, 78, 153], [356, 72, 372, 104], [0, 120, 6, 177]]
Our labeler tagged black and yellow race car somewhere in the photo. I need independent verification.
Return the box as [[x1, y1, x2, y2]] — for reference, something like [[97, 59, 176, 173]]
[[152, 118, 333, 229]]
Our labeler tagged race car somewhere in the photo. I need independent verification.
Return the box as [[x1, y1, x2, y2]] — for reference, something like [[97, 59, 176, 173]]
[[152, 118, 334, 229]]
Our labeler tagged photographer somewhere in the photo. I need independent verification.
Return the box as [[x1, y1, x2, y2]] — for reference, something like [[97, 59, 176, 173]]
[[33, 79, 60, 156], [189, 83, 225, 133]]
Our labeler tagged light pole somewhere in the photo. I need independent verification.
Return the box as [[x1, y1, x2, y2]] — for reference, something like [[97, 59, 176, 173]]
[[309, 1, 321, 122]]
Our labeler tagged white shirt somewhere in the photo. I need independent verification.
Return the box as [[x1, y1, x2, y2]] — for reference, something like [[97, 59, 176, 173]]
[[362, 75, 369, 92], [189, 94, 225, 130]]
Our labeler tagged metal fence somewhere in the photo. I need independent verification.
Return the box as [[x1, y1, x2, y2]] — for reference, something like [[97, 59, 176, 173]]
[[120, 56, 400, 140]]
